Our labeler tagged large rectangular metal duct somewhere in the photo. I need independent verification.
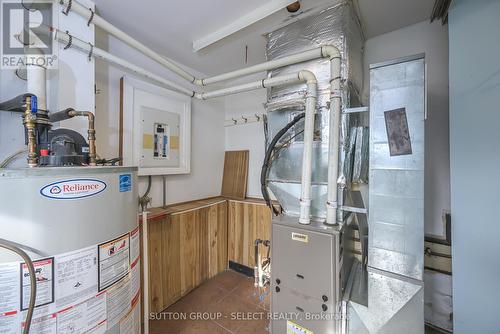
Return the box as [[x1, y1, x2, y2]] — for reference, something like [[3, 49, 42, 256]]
[[347, 55, 426, 334], [368, 55, 425, 281], [265, 1, 364, 220]]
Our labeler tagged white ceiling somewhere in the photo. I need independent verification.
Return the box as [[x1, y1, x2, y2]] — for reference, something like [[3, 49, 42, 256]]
[[93, 0, 436, 76]]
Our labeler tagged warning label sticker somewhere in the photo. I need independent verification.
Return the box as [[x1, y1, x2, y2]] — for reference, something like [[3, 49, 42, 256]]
[[98, 234, 130, 292], [55, 246, 98, 310], [21, 258, 55, 311], [129, 227, 140, 264], [0, 262, 20, 314], [57, 292, 107, 334], [287, 320, 314, 334], [0, 226, 140, 334]]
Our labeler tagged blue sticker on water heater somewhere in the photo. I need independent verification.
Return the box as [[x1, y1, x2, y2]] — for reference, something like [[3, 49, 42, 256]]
[[119, 174, 132, 192]]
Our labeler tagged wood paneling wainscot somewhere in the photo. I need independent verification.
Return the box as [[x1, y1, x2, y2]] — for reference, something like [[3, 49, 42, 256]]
[[227, 199, 272, 268], [146, 199, 227, 312]]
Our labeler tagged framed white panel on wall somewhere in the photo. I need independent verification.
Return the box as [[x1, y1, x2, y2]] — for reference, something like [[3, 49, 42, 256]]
[[120, 76, 191, 175]]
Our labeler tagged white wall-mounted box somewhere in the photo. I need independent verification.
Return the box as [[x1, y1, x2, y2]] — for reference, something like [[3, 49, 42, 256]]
[[121, 76, 191, 175]]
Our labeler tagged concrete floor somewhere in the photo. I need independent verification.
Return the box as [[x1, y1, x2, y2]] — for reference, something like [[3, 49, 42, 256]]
[[150, 270, 270, 333], [150, 269, 447, 334]]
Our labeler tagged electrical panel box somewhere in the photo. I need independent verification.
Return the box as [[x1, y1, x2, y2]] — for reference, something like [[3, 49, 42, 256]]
[[121, 76, 191, 175], [140, 106, 180, 168]]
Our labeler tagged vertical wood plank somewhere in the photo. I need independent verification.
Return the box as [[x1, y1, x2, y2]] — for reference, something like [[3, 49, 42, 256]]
[[197, 207, 209, 284], [207, 204, 219, 278], [180, 211, 197, 295], [147, 219, 164, 313], [221, 151, 249, 199], [228, 201, 236, 263], [218, 202, 228, 272], [161, 215, 181, 309], [236, 202, 244, 264]]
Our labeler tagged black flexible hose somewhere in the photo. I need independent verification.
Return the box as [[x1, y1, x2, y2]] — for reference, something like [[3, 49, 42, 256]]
[[261, 113, 305, 214]]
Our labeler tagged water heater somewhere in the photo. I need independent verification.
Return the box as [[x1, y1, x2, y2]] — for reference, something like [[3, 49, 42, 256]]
[[0, 167, 140, 334]]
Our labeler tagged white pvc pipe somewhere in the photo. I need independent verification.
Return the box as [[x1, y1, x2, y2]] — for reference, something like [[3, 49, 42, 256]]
[[57, 1, 331, 88], [325, 47, 342, 225], [53, 29, 195, 97], [195, 73, 300, 100], [201, 48, 324, 86], [17, 33, 48, 112], [26, 64, 47, 111], [58, 0, 196, 84], [140, 211, 150, 334], [199, 71, 317, 224], [299, 71, 317, 224]]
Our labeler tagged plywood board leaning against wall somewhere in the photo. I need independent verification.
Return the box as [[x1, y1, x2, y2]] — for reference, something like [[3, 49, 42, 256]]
[[221, 150, 249, 199]]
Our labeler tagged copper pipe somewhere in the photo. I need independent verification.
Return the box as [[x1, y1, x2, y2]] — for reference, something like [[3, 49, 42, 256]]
[[68, 110, 97, 166], [23, 96, 38, 167]]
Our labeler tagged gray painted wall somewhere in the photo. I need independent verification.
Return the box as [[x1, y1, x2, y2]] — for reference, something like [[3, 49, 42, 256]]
[[449, 0, 500, 332]]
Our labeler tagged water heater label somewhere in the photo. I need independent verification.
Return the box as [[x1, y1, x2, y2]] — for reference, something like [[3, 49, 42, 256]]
[[287, 320, 314, 334], [0, 226, 141, 334], [40, 179, 107, 200]]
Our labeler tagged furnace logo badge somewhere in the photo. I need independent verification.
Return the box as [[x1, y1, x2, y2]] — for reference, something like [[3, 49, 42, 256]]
[[40, 179, 107, 200]]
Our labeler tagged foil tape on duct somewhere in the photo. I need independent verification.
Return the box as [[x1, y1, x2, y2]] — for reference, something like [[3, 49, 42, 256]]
[[265, 1, 364, 219]]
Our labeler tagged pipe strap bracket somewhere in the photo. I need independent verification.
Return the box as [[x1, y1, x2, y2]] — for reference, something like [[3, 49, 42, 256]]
[[87, 8, 95, 26], [63, 31, 73, 50], [62, 0, 72, 16], [331, 89, 342, 98], [326, 201, 338, 209], [87, 43, 93, 61]]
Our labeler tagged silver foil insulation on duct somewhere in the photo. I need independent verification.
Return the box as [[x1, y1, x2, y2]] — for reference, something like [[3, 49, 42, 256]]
[[265, 1, 365, 219]]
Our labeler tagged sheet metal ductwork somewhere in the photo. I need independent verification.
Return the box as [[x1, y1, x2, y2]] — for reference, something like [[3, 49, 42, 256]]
[[264, 1, 365, 220]]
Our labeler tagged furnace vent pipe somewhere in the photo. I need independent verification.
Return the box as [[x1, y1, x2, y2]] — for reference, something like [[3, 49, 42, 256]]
[[26, 64, 47, 112], [13, 31, 48, 113], [197, 71, 318, 224], [325, 46, 342, 225]]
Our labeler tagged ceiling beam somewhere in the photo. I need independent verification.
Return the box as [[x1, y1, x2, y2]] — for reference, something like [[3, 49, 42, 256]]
[[192, 0, 297, 52]]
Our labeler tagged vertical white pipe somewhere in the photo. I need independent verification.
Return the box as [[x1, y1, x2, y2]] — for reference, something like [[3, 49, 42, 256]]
[[197, 71, 317, 224], [141, 211, 149, 334], [298, 72, 317, 224], [324, 47, 342, 225], [26, 64, 47, 111]]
